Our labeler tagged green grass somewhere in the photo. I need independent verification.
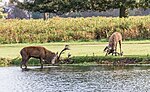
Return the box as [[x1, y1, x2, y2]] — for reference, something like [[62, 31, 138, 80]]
[[0, 40, 150, 58], [0, 40, 150, 66]]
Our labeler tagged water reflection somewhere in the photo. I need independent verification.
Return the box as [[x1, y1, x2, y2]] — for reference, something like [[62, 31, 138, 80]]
[[0, 65, 150, 92]]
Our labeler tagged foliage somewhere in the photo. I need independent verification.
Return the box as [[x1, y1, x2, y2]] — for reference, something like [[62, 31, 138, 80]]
[[71, 55, 150, 64], [0, 8, 7, 19], [11, 57, 41, 66], [0, 16, 150, 43], [0, 58, 11, 66], [14, 0, 62, 13], [13, 0, 150, 18]]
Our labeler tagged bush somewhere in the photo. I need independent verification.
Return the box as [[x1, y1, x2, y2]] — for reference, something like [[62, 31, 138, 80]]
[[0, 16, 150, 43]]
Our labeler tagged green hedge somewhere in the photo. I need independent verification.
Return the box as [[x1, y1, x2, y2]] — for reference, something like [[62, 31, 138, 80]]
[[0, 16, 150, 43]]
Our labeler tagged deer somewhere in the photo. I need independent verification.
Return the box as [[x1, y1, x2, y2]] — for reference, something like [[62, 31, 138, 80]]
[[103, 32, 123, 56], [20, 45, 70, 69]]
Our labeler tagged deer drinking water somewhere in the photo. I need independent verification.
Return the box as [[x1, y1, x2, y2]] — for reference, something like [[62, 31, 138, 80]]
[[20, 45, 70, 69], [104, 32, 123, 56]]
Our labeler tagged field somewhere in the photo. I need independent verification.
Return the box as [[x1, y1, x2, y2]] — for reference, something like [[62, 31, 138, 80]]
[[0, 40, 150, 66], [0, 15, 150, 66], [0, 40, 149, 58]]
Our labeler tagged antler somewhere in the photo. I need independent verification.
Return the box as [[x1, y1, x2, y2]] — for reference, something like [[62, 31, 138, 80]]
[[68, 53, 71, 58], [58, 45, 70, 60]]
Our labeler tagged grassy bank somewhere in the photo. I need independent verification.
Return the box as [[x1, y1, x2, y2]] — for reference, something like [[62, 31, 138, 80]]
[[0, 16, 150, 43], [0, 41, 150, 66], [7, 55, 150, 66]]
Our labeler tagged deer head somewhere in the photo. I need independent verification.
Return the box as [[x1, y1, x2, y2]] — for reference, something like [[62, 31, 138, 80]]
[[51, 45, 70, 64], [103, 46, 114, 55], [51, 52, 59, 64]]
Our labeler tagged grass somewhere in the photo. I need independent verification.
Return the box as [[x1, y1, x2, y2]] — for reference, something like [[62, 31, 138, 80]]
[[0, 40, 150, 66], [0, 40, 150, 58]]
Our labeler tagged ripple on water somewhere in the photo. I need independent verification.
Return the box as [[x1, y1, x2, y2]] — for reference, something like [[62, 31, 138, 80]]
[[0, 66, 150, 92]]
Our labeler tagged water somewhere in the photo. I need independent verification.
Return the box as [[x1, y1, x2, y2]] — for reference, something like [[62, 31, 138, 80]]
[[0, 65, 150, 92]]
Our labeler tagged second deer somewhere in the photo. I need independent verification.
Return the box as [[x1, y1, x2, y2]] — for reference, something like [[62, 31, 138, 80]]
[[104, 32, 123, 56]]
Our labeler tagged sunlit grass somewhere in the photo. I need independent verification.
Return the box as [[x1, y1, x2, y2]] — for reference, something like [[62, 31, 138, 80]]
[[0, 40, 149, 59]]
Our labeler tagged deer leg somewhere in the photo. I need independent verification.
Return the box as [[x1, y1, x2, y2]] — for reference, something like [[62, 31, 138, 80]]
[[119, 40, 122, 56], [40, 58, 44, 69], [114, 43, 117, 56], [24, 57, 30, 69], [20, 58, 25, 69], [20, 57, 29, 69]]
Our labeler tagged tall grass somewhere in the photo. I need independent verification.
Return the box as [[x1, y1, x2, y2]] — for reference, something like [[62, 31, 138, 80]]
[[0, 16, 150, 43]]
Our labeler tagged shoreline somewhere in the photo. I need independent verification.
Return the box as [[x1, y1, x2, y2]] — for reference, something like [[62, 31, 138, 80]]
[[0, 55, 150, 66]]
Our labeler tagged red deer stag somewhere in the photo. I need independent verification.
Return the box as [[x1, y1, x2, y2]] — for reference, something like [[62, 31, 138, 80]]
[[20, 45, 69, 69], [103, 32, 123, 56]]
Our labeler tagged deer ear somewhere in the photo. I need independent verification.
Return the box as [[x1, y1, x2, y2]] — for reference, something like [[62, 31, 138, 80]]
[[56, 52, 58, 55]]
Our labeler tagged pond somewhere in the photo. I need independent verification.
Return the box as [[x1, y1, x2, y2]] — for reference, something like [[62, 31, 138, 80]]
[[0, 65, 150, 92]]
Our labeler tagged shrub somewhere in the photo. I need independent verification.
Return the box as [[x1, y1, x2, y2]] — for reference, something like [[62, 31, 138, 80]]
[[0, 16, 150, 43]]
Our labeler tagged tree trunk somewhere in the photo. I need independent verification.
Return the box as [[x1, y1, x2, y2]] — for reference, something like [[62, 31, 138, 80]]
[[43, 12, 49, 20], [119, 0, 129, 18], [119, 6, 129, 18]]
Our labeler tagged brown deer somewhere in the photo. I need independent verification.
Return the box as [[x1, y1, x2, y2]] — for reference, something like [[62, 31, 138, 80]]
[[20, 45, 70, 69], [103, 32, 123, 56]]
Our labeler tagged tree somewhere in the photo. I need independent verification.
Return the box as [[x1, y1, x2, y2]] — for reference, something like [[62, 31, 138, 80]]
[[62, 0, 150, 18], [13, 0, 62, 20], [14, 0, 150, 18], [109, 0, 139, 18], [109, 0, 150, 17]]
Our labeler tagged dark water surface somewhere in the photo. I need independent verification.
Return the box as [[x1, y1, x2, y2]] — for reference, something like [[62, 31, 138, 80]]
[[0, 65, 150, 92]]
